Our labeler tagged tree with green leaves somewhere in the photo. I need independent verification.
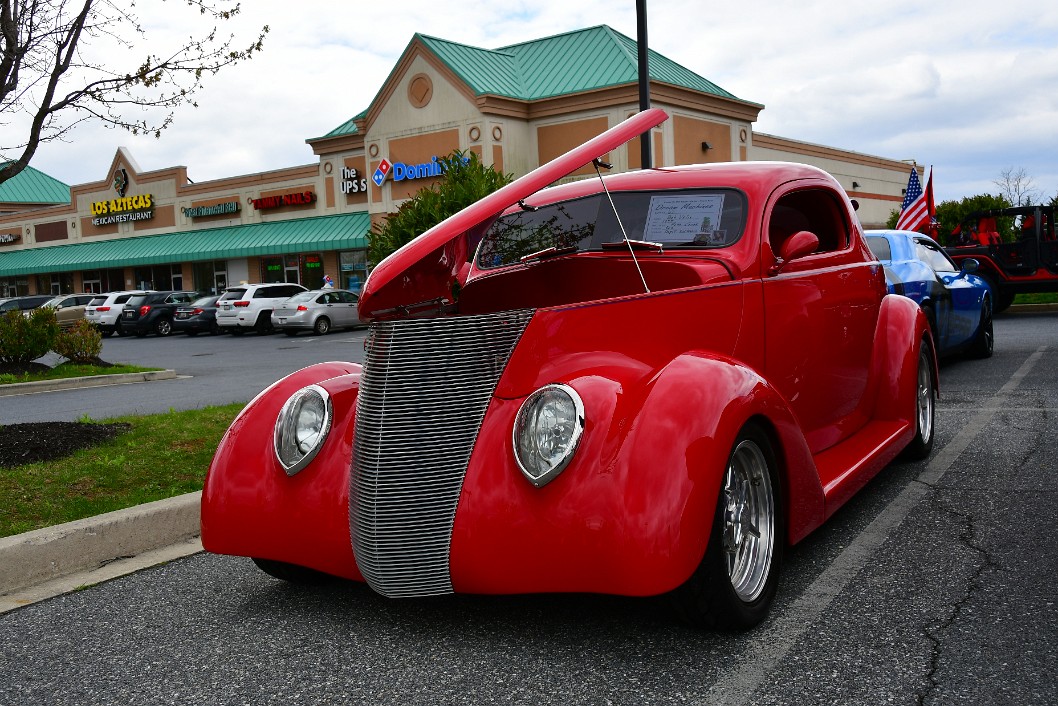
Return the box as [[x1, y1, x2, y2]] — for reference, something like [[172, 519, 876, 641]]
[[887, 194, 1013, 244], [368, 150, 513, 266], [0, 1, 268, 185]]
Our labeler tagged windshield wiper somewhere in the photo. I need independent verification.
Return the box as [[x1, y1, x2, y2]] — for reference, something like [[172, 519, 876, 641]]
[[600, 239, 663, 252], [519, 245, 579, 263]]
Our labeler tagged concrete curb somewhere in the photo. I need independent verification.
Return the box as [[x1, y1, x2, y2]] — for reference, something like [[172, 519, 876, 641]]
[[1006, 303, 1058, 313], [0, 369, 177, 396], [0, 491, 201, 596]]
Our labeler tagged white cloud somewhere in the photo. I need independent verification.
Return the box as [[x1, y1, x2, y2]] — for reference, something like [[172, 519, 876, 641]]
[[5, 0, 1058, 203]]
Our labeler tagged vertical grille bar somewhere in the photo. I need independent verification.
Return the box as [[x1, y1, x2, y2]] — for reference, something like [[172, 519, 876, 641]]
[[351, 310, 534, 597]]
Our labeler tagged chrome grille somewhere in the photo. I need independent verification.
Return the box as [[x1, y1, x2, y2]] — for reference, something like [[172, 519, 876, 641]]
[[351, 309, 534, 597]]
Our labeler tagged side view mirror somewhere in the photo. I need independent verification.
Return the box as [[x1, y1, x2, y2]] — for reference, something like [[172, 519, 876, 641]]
[[960, 258, 980, 275], [769, 230, 820, 275]]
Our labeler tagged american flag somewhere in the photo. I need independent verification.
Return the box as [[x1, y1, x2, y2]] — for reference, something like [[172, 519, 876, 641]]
[[895, 167, 933, 232]]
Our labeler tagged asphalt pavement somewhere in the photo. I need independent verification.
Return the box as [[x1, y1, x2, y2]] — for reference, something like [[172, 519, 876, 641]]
[[0, 309, 1055, 704]]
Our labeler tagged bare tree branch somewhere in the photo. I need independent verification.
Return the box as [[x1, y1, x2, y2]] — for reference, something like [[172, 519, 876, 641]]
[[0, 0, 267, 184], [993, 166, 1042, 208]]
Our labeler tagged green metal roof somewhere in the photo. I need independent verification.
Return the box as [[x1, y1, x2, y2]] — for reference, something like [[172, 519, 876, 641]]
[[419, 25, 751, 102], [0, 163, 71, 205], [0, 212, 370, 277], [321, 25, 758, 141]]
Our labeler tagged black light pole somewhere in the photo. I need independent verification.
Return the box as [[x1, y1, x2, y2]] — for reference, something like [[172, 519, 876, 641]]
[[636, 0, 651, 169]]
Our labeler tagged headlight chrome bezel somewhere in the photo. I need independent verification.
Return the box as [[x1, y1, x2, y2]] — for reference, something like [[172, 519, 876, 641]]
[[273, 384, 333, 476], [512, 383, 585, 488]]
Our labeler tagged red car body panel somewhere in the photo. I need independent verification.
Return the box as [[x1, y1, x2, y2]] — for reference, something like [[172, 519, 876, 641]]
[[201, 110, 932, 599]]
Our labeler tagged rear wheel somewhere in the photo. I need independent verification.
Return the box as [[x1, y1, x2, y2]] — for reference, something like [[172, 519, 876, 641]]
[[670, 425, 782, 630], [313, 316, 331, 335], [967, 295, 994, 359], [254, 312, 272, 334], [100, 329, 113, 338], [283, 329, 299, 337], [252, 558, 336, 584], [901, 337, 936, 460]]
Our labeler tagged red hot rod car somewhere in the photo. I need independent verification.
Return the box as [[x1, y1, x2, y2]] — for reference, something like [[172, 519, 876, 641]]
[[202, 109, 935, 630]]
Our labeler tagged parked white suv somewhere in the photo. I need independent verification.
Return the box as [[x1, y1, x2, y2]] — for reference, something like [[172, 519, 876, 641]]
[[85, 290, 145, 337], [215, 283, 308, 334]]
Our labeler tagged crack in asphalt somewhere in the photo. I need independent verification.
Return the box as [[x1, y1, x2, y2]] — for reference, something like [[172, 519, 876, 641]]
[[706, 346, 1047, 706], [915, 485, 1000, 706]]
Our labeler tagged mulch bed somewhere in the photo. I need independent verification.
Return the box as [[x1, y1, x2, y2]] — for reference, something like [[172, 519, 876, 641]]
[[0, 359, 128, 467], [0, 422, 131, 468]]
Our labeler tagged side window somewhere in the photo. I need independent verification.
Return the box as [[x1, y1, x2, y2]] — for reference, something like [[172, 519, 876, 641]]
[[256, 287, 275, 299], [769, 189, 851, 255], [915, 241, 956, 273]]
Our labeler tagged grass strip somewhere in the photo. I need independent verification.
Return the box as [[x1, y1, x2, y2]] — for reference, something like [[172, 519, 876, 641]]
[[0, 403, 245, 537], [0, 363, 162, 385]]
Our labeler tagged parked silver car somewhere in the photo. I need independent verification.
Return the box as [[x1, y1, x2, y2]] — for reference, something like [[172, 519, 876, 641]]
[[270, 289, 361, 336]]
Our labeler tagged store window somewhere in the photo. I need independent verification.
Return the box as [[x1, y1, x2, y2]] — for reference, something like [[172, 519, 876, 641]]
[[301, 253, 325, 289], [36, 273, 73, 295], [134, 264, 182, 291], [0, 277, 28, 297], [340, 249, 368, 293], [192, 260, 228, 295], [82, 270, 102, 293], [261, 256, 284, 283]]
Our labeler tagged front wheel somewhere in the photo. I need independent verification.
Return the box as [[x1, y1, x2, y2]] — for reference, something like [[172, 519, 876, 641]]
[[669, 425, 782, 630], [155, 318, 172, 336], [901, 337, 936, 460]]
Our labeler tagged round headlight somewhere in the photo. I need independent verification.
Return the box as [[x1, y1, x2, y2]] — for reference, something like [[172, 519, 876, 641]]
[[274, 384, 333, 476], [513, 384, 585, 487]]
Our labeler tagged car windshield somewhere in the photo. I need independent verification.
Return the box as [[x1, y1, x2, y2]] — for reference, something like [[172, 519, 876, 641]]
[[126, 295, 148, 307], [218, 288, 247, 301], [476, 188, 747, 269], [191, 296, 217, 306], [287, 291, 319, 303], [88, 298, 106, 306]]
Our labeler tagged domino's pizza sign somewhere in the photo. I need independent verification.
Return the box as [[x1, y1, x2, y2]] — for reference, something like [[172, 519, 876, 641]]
[[372, 154, 471, 188], [372, 159, 392, 187]]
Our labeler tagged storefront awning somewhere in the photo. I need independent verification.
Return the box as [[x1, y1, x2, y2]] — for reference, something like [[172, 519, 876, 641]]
[[0, 212, 371, 277]]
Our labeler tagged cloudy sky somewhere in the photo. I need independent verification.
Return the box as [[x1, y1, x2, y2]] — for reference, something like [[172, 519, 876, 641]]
[[7, 0, 1058, 205]]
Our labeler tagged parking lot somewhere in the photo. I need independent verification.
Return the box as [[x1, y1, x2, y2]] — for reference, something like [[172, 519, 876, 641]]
[[1, 309, 1055, 705]]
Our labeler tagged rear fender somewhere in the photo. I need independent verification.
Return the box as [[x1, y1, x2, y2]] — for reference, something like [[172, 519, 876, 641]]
[[201, 361, 363, 579]]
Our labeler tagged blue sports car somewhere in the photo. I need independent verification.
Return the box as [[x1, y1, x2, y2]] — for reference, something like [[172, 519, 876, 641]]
[[866, 229, 994, 359]]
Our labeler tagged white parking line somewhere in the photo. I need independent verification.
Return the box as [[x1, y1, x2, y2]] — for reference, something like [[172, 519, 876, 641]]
[[706, 346, 1048, 706]]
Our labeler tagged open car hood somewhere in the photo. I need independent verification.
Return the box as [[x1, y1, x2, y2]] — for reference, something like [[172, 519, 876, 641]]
[[357, 108, 670, 320]]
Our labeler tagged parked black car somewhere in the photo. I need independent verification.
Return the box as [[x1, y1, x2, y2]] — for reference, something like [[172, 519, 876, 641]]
[[121, 291, 196, 337], [0, 294, 53, 313], [172, 295, 222, 336]]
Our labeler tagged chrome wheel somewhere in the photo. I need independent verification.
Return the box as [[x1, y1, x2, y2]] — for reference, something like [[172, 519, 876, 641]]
[[722, 439, 776, 603], [915, 350, 934, 447]]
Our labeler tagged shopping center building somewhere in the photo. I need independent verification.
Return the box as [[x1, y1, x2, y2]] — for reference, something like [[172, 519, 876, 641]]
[[0, 25, 918, 298]]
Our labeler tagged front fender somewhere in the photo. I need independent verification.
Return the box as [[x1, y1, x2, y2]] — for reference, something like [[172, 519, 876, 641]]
[[201, 361, 363, 579], [449, 352, 822, 596]]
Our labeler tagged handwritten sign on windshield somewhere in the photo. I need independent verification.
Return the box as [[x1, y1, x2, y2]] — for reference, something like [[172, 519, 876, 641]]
[[644, 194, 726, 244]]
